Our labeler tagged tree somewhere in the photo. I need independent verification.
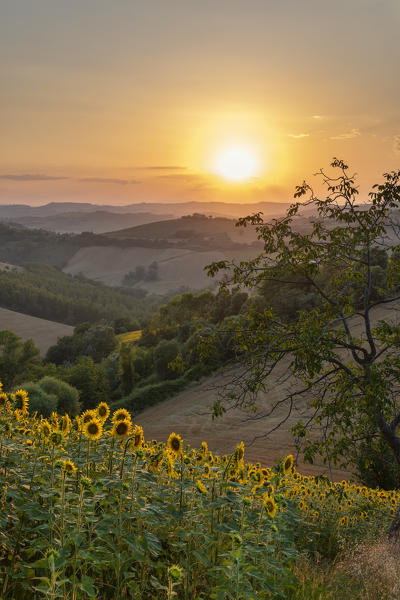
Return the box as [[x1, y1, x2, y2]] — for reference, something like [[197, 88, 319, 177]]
[[0, 330, 41, 389], [207, 159, 400, 537]]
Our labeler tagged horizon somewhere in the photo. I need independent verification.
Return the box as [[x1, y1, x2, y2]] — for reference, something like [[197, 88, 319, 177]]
[[1, 1, 399, 206]]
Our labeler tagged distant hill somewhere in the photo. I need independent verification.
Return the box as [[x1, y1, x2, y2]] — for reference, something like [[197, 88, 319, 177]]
[[0, 306, 73, 354], [9, 210, 173, 234], [104, 214, 259, 246], [0, 199, 290, 220]]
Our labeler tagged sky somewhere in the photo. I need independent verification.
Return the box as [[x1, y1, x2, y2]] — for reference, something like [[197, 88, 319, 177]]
[[0, 0, 399, 205]]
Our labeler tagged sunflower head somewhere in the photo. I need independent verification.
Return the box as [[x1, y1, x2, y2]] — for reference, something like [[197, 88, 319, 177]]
[[63, 459, 76, 476], [0, 392, 8, 409], [41, 419, 52, 439], [112, 419, 132, 438], [129, 424, 144, 450], [81, 409, 98, 425], [14, 389, 29, 414], [263, 494, 277, 518], [112, 408, 131, 423], [83, 418, 103, 441], [196, 479, 207, 494], [282, 454, 294, 475], [201, 441, 208, 456], [168, 565, 183, 583], [96, 402, 110, 422], [61, 414, 71, 436], [167, 433, 183, 457]]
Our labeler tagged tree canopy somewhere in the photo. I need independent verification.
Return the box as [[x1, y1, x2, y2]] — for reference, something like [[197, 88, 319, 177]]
[[207, 160, 400, 493]]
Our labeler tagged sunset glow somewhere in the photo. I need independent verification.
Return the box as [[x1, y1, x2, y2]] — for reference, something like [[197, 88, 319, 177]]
[[214, 145, 260, 182]]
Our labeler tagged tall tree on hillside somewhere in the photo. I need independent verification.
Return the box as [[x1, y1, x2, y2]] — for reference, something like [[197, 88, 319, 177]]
[[0, 330, 41, 389], [206, 159, 400, 538]]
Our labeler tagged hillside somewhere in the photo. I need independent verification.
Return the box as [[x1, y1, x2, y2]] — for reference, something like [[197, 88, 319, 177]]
[[0, 263, 162, 325], [8, 210, 173, 234], [105, 213, 260, 245], [64, 245, 258, 293], [0, 306, 73, 354]]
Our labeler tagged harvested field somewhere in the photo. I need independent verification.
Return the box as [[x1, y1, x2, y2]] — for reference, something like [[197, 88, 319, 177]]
[[0, 307, 73, 354]]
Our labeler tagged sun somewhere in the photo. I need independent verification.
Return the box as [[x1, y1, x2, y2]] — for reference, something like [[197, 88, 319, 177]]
[[214, 144, 260, 182]]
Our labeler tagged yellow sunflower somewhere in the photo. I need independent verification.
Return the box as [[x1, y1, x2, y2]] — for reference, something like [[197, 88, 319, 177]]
[[196, 480, 207, 494], [81, 409, 98, 425], [130, 424, 144, 450], [282, 454, 294, 475], [0, 392, 8, 409], [41, 419, 52, 439], [167, 432, 183, 458], [14, 389, 29, 414], [62, 459, 76, 476], [111, 419, 132, 438], [201, 441, 208, 457], [263, 494, 277, 518], [112, 408, 131, 423], [60, 414, 71, 436], [96, 402, 110, 422], [83, 418, 103, 441]]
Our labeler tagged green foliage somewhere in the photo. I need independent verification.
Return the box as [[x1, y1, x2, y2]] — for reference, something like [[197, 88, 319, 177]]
[[206, 162, 400, 481], [0, 330, 41, 389], [0, 262, 162, 325], [18, 381, 58, 417], [62, 356, 110, 410], [153, 339, 180, 380], [118, 343, 136, 396], [355, 436, 400, 490], [37, 376, 80, 417], [46, 323, 117, 365]]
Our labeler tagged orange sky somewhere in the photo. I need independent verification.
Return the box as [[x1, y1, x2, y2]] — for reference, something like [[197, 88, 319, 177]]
[[1, 1, 399, 205]]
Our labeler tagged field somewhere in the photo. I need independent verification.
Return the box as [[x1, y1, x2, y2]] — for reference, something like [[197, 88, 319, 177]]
[[0, 390, 397, 599], [0, 307, 73, 354], [63, 245, 257, 293]]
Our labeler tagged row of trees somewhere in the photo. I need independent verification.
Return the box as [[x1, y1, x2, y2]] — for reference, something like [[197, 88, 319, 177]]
[[0, 263, 162, 325]]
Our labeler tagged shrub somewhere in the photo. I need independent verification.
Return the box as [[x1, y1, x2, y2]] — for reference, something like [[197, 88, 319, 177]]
[[37, 376, 80, 417], [18, 382, 57, 417]]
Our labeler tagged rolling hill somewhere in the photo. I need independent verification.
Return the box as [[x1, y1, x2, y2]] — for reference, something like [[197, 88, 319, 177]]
[[0, 307, 73, 354]]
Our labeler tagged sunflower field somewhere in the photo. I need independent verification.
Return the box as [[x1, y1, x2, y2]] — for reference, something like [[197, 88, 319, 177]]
[[0, 384, 398, 599]]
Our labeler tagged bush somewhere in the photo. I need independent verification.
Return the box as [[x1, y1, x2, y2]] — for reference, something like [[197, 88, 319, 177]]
[[112, 376, 188, 413], [18, 382, 57, 417], [37, 376, 80, 417]]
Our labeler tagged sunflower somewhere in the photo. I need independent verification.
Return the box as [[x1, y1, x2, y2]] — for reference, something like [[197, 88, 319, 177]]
[[14, 389, 29, 414], [196, 479, 207, 494], [112, 408, 131, 423], [63, 459, 76, 476], [81, 409, 98, 425], [130, 424, 144, 449], [0, 392, 8, 409], [201, 441, 208, 457], [83, 418, 103, 441], [41, 419, 52, 439], [282, 454, 294, 475], [60, 414, 71, 436], [263, 494, 277, 518], [149, 450, 164, 472], [167, 433, 183, 458], [96, 402, 110, 422], [111, 419, 132, 438]]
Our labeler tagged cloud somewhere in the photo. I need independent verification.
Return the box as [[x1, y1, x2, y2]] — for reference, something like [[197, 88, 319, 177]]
[[330, 128, 361, 140], [288, 133, 310, 139], [79, 177, 141, 185], [393, 134, 400, 155], [0, 173, 68, 181]]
